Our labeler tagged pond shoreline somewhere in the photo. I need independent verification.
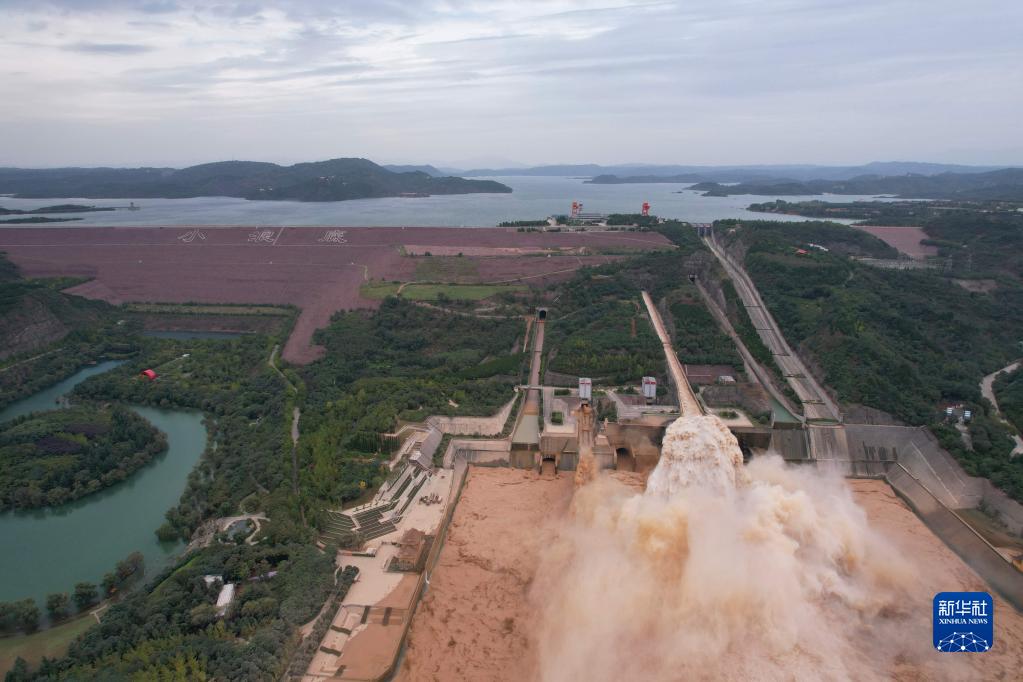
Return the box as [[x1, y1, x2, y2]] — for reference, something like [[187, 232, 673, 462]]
[[0, 364, 208, 625]]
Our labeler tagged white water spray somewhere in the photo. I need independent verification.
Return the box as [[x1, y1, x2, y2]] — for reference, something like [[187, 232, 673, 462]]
[[530, 415, 929, 681], [646, 415, 749, 497]]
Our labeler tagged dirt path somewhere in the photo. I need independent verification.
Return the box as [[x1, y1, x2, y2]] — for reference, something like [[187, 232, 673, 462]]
[[268, 344, 297, 393], [290, 406, 301, 500], [410, 300, 519, 319], [0, 348, 59, 373], [980, 360, 1023, 456]]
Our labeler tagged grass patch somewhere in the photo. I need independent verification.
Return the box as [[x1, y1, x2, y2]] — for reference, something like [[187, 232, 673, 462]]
[[124, 303, 291, 316], [413, 256, 479, 282], [360, 282, 524, 301], [0, 613, 95, 676], [359, 281, 402, 299]]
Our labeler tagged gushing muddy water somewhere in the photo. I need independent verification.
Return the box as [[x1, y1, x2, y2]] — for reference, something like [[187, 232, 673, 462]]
[[531, 415, 1016, 681], [398, 415, 1023, 681]]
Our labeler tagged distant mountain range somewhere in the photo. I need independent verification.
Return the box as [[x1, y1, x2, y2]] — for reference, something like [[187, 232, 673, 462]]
[[456, 161, 1013, 182], [683, 168, 1023, 200], [0, 159, 510, 202]]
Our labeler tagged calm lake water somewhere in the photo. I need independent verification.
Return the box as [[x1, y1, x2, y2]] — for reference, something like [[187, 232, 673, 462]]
[[0, 361, 124, 424], [0, 176, 887, 227], [0, 364, 207, 610]]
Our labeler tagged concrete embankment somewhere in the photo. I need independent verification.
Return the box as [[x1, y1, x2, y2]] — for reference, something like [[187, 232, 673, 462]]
[[886, 464, 1023, 611]]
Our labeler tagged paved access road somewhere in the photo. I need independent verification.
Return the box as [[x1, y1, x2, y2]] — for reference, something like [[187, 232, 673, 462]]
[[704, 233, 850, 459], [704, 234, 842, 424]]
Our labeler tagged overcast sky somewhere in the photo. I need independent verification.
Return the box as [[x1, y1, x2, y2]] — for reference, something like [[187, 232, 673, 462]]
[[1, 0, 1021, 168]]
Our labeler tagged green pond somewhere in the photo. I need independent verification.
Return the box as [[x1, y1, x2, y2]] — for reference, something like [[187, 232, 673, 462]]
[[0, 363, 207, 610]]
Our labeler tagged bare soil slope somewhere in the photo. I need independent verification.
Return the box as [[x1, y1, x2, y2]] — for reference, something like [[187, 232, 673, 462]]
[[0, 227, 668, 363]]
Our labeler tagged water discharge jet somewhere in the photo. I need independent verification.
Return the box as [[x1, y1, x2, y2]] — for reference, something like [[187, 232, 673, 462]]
[[533, 414, 950, 681], [397, 415, 1023, 681]]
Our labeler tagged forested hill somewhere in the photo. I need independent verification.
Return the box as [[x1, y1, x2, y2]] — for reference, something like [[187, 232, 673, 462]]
[[0, 253, 111, 363], [685, 168, 1023, 200], [0, 158, 511, 201]]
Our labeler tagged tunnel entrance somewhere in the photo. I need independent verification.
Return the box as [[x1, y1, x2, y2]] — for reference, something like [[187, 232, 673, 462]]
[[540, 455, 557, 478], [615, 448, 636, 472]]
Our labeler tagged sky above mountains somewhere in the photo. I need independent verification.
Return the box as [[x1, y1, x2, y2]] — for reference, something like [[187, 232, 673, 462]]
[[1, 0, 1021, 168]]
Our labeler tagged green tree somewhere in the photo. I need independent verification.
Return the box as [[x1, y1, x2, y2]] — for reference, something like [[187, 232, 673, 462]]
[[45, 592, 70, 621], [189, 603, 218, 628], [5, 656, 30, 682], [102, 572, 118, 596], [0, 599, 40, 633], [73, 582, 99, 611]]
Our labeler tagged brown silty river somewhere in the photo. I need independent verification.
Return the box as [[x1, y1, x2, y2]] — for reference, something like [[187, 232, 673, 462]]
[[398, 416, 1023, 682]]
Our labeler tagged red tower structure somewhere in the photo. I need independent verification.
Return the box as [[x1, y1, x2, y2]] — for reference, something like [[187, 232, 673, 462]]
[[641, 202, 650, 217]]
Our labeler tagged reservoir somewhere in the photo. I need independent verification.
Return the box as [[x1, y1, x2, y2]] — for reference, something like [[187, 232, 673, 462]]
[[0, 176, 886, 227], [0, 364, 207, 610]]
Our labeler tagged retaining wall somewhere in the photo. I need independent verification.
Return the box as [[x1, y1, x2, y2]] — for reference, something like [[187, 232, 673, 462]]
[[846, 424, 984, 509], [441, 438, 510, 468], [369, 460, 472, 681], [886, 465, 1023, 611], [426, 396, 517, 436], [980, 480, 1023, 535]]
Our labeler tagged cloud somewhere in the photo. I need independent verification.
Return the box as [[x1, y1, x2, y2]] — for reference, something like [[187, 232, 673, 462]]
[[0, 0, 1020, 166], [63, 41, 155, 54], [139, 1, 178, 12]]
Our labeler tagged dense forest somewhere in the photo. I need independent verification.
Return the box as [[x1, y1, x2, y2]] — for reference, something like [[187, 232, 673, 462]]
[[0, 158, 511, 202], [995, 368, 1023, 436], [0, 253, 138, 410], [541, 222, 717, 384], [922, 209, 1023, 280], [545, 290, 663, 383], [747, 199, 939, 223], [3, 284, 532, 678], [0, 406, 166, 510], [71, 334, 294, 542], [719, 218, 1023, 499], [667, 292, 741, 369], [12, 544, 339, 680], [297, 298, 525, 514]]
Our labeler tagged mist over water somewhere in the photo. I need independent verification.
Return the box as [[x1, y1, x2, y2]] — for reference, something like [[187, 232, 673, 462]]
[[532, 415, 920, 681]]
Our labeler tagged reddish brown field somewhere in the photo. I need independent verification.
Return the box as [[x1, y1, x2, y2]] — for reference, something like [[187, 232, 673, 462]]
[[0, 226, 669, 363], [855, 225, 938, 259]]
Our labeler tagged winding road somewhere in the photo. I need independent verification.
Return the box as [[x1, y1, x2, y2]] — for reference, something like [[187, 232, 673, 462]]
[[981, 361, 1023, 457]]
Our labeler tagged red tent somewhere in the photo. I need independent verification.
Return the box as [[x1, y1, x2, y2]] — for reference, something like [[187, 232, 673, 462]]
[[140, 369, 158, 381]]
